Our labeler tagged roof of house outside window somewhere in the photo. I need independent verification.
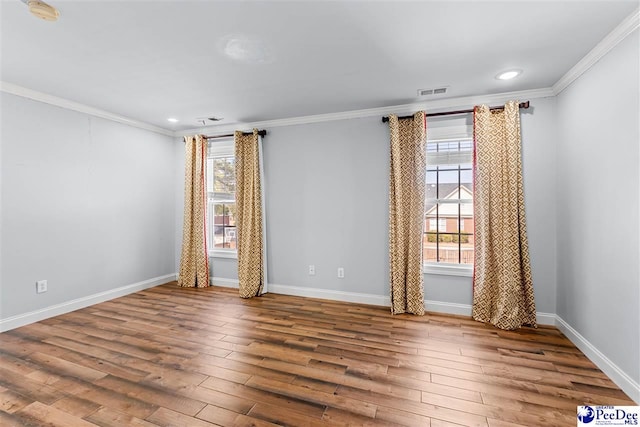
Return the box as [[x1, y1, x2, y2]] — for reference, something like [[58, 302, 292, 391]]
[[425, 185, 473, 218]]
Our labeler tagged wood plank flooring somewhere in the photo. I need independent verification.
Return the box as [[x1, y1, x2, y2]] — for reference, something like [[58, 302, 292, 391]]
[[0, 282, 634, 426]]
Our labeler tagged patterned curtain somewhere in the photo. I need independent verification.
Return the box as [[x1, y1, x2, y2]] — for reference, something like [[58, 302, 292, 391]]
[[472, 101, 536, 329], [235, 130, 264, 298], [178, 135, 210, 288], [388, 112, 426, 315]]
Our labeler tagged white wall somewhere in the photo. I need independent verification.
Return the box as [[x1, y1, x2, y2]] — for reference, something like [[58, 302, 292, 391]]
[[521, 96, 558, 315], [200, 96, 558, 315], [0, 93, 177, 324], [264, 117, 390, 297], [556, 29, 639, 400], [175, 138, 186, 271]]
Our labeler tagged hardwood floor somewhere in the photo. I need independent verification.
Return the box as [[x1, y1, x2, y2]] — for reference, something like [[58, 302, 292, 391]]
[[0, 282, 634, 426]]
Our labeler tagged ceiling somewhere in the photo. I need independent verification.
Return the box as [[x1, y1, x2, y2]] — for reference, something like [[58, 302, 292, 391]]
[[1, 0, 637, 132]]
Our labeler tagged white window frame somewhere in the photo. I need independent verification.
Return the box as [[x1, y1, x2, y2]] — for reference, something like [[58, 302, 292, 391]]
[[424, 125, 474, 277], [207, 138, 237, 259]]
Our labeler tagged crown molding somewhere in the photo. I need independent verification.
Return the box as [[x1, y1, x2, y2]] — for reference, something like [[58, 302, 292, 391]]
[[553, 7, 639, 95], [3, 9, 636, 137], [176, 87, 555, 137], [0, 81, 175, 137]]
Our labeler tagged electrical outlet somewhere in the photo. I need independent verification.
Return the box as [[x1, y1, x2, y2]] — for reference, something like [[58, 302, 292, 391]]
[[308, 265, 315, 276], [36, 280, 48, 294], [337, 267, 344, 278]]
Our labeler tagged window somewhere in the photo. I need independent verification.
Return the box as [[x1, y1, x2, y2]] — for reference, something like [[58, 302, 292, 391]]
[[424, 139, 474, 266], [428, 218, 446, 232], [207, 139, 237, 254]]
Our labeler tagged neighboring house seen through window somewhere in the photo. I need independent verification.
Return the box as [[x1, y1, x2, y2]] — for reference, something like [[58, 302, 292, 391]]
[[428, 218, 447, 232], [425, 139, 474, 265]]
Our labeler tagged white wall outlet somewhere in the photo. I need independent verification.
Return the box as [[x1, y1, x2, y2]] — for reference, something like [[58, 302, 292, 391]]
[[36, 280, 48, 294], [337, 267, 344, 278], [308, 265, 315, 276]]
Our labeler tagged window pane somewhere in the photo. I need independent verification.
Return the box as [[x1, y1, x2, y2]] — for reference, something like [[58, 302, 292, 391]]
[[426, 171, 437, 199], [227, 203, 236, 226], [424, 232, 438, 263], [213, 157, 236, 194], [224, 226, 237, 249], [437, 233, 458, 263], [207, 159, 214, 193], [438, 170, 459, 199], [213, 203, 227, 248], [434, 202, 456, 225], [438, 246, 459, 264], [211, 203, 236, 249], [213, 204, 229, 224], [460, 168, 472, 195], [460, 234, 474, 264], [437, 182, 460, 200], [425, 204, 438, 225], [459, 140, 473, 152], [213, 223, 224, 248], [460, 203, 473, 231]]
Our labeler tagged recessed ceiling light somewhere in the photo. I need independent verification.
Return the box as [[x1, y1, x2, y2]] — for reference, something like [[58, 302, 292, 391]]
[[167, 118, 179, 123], [496, 70, 522, 80]]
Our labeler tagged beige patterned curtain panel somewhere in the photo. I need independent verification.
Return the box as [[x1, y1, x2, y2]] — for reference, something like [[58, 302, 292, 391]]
[[235, 130, 265, 298], [472, 101, 536, 329], [178, 135, 210, 288], [388, 112, 426, 315]]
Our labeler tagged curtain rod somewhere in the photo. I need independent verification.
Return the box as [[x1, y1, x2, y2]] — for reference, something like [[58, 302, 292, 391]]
[[205, 129, 267, 140], [381, 101, 530, 123]]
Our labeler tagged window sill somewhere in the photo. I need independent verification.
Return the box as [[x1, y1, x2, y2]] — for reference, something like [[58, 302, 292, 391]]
[[423, 263, 473, 277], [208, 250, 237, 259]]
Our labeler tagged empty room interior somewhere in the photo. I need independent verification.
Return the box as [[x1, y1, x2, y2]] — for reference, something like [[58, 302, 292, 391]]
[[1, 1, 639, 426]]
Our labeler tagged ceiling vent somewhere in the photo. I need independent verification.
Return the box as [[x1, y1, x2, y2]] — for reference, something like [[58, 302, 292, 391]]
[[418, 87, 448, 96], [196, 116, 224, 125]]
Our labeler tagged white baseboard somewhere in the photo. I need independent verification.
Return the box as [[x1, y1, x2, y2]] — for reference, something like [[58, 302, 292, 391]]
[[422, 302, 556, 327], [209, 279, 557, 326], [210, 277, 239, 288], [268, 283, 390, 307], [0, 273, 177, 332], [425, 300, 472, 316], [536, 312, 557, 326], [556, 315, 640, 404], [210, 279, 388, 305]]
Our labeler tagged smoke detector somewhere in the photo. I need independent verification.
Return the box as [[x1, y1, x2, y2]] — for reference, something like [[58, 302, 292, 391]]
[[27, 1, 59, 21]]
